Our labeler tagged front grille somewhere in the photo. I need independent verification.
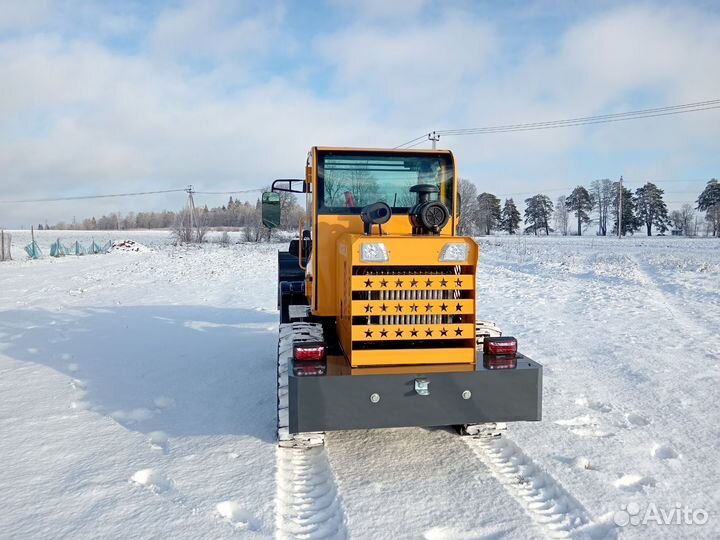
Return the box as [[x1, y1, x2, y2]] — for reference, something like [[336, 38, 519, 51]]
[[350, 265, 474, 344]]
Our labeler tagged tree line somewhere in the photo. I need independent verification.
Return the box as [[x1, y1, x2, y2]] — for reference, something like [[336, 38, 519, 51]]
[[46, 178, 719, 238], [47, 193, 305, 234], [458, 178, 719, 237]]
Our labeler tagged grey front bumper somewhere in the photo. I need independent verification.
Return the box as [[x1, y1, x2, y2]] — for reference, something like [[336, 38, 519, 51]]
[[288, 353, 542, 433]]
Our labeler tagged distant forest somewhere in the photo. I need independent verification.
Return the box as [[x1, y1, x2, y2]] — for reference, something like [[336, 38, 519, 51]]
[[46, 196, 303, 232]]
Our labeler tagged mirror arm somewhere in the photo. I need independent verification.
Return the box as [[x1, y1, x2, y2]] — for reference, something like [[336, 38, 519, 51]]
[[272, 178, 307, 194], [297, 218, 306, 270]]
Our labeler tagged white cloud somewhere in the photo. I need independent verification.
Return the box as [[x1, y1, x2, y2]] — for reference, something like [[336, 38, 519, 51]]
[[0, 2, 718, 226], [0, 0, 54, 32], [316, 11, 498, 123], [149, 0, 285, 63], [329, 0, 431, 20]]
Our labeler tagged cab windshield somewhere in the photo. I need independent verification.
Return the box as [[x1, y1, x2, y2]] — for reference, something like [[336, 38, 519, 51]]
[[317, 151, 454, 214]]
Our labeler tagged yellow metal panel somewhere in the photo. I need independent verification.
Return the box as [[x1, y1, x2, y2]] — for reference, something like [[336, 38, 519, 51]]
[[309, 145, 465, 317], [351, 323, 475, 341], [347, 363, 476, 375], [351, 348, 474, 366], [350, 235, 477, 267], [351, 299, 474, 316], [351, 273, 474, 291]]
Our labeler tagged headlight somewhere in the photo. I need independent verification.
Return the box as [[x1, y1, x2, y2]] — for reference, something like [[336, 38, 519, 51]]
[[360, 242, 389, 262], [439, 242, 468, 262]]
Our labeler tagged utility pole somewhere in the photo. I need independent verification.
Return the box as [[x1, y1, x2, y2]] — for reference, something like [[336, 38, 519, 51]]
[[429, 131, 440, 150], [185, 185, 197, 241], [617, 175, 623, 238]]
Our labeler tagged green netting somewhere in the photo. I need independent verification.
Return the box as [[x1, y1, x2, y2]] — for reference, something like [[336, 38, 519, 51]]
[[50, 239, 70, 257], [86, 240, 112, 254], [25, 241, 42, 259], [72, 241, 86, 256]]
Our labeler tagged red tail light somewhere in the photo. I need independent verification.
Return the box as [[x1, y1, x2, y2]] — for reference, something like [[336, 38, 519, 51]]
[[484, 337, 517, 355], [484, 336, 518, 370], [293, 342, 327, 377], [293, 343, 326, 362], [484, 355, 517, 370]]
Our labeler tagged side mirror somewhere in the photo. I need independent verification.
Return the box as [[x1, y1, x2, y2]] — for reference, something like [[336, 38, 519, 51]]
[[261, 192, 281, 228]]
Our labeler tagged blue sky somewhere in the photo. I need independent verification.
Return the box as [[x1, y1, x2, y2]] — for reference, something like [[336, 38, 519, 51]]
[[0, 0, 718, 226]]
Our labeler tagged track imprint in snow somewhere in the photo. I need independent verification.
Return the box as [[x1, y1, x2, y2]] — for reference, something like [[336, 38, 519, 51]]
[[613, 473, 656, 492], [574, 396, 612, 413], [625, 413, 650, 427], [651, 443, 679, 460], [216, 501, 260, 531], [555, 415, 615, 438], [464, 436, 616, 539], [131, 468, 173, 493], [148, 431, 169, 451], [68, 377, 91, 410], [111, 408, 154, 422], [275, 447, 347, 539]]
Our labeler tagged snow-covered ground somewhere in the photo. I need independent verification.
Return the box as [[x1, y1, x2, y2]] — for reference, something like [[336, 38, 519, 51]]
[[0, 231, 718, 539]]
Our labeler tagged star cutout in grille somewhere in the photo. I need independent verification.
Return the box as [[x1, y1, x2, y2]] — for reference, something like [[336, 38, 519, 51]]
[[395, 279, 403, 287], [455, 278, 463, 287], [395, 329, 404, 337], [440, 328, 448, 336], [455, 303, 463, 312], [454, 327, 463, 336], [380, 304, 388, 312], [425, 328, 433, 337], [410, 304, 419, 312], [440, 278, 448, 287], [410, 328, 419, 337], [379, 279, 388, 287], [364, 279, 373, 288], [395, 304, 403, 312], [380, 328, 388, 337], [410, 279, 418, 287], [440, 303, 448, 312], [425, 279, 433, 287], [424, 303, 433, 312], [365, 329, 373, 338], [364, 304, 373, 313]]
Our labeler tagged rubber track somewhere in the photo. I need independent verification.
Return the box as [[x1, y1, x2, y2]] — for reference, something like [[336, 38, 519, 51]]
[[275, 323, 347, 539]]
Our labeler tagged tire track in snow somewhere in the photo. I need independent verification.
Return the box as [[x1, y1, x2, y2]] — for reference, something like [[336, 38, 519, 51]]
[[463, 436, 615, 539], [275, 446, 347, 539], [631, 254, 720, 352]]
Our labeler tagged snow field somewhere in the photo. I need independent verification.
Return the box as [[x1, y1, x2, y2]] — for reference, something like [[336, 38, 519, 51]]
[[0, 233, 717, 539]]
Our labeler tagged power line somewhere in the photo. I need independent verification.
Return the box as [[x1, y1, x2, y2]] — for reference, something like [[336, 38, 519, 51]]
[[396, 98, 720, 148], [394, 134, 428, 150], [0, 186, 266, 204], [0, 188, 187, 204], [194, 188, 263, 195]]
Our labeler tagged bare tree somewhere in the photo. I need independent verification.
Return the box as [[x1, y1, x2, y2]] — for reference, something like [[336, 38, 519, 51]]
[[670, 203, 696, 235], [172, 209, 194, 244], [172, 207, 208, 244], [457, 178, 479, 235], [590, 179, 613, 235], [554, 195, 569, 236], [219, 231, 231, 246]]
